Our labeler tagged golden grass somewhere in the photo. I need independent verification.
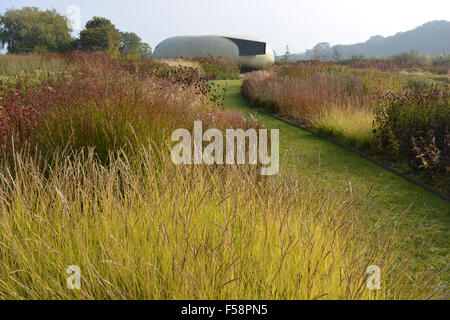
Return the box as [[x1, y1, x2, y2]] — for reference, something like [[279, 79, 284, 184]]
[[0, 147, 434, 300], [312, 105, 375, 149], [159, 59, 203, 72], [0, 54, 66, 76]]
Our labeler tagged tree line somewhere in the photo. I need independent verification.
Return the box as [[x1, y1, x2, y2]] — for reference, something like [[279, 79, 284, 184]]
[[0, 7, 152, 58]]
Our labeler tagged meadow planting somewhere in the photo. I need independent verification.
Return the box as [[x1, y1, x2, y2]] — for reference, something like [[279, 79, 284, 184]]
[[0, 3, 447, 303], [241, 60, 450, 193], [0, 53, 446, 299], [187, 56, 241, 80]]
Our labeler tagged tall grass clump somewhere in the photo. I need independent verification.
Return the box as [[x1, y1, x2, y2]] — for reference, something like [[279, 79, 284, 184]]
[[0, 147, 438, 300], [158, 58, 204, 73], [312, 106, 375, 150], [0, 54, 69, 91], [241, 68, 375, 126], [241, 67, 387, 151], [0, 53, 244, 162], [188, 56, 240, 80], [0, 54, 67, 77]]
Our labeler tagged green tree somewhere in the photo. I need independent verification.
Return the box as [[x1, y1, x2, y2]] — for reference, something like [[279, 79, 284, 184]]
[[140, 42, 152, 59], [0, 7, 73, 54], [119, 32, 152, 58], [312, 47, 322, 60], [120, 32, 141, 56], [332, 47, 342, 62], [78, 17, 120, 56], [311, 42, 330, 60]]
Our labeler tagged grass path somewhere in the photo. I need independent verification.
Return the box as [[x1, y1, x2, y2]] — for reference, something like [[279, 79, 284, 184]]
[[214, 80, 449, 281]]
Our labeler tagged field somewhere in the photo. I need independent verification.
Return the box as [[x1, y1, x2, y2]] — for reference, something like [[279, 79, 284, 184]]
[[0, 53, 448, 299]]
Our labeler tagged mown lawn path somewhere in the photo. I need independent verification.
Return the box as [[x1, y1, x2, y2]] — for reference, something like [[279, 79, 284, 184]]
[[214, 80, 449, 278]]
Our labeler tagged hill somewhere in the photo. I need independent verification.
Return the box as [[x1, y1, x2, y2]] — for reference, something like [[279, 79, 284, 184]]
[[278, 20, 450, 61]]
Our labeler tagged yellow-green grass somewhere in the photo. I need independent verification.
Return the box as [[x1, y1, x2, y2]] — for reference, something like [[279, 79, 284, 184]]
[[0, 54, 66, 76], [312, 106, 375, 150], [0, 148, 432, 299]]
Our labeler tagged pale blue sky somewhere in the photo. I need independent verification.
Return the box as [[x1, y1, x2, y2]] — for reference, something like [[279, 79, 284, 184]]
[[1, 0, 449, 54]]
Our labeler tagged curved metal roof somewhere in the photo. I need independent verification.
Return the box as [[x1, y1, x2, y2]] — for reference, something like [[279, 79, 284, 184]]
[[153, 35, 274, 69]]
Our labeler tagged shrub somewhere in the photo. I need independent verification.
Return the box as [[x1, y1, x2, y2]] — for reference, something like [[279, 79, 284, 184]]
[[374, 80, 450, 175]]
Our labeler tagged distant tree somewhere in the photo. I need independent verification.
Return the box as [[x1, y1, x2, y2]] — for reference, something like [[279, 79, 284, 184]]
[[431, 53, 450, 66], [311, 42, 330, 60], [284, 45, 291, 60], [120, 32, 152, 58], [351, 54, 365, 61], [0, 7, 73, 54], [78, 17, 120, 56], [279, 45, 291, 64], [140, 42, 152, 59], [314, 42, 331, 52], [332, 47, 342, 62], [312, 47, 322, 61], [120, 32, 141, 55]]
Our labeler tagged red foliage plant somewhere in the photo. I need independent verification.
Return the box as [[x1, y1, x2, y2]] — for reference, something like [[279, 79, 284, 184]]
[[0, 52, 251, 161]]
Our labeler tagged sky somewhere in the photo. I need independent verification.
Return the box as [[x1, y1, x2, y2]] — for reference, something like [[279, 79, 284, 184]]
[[1, 0, 449, 55]]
